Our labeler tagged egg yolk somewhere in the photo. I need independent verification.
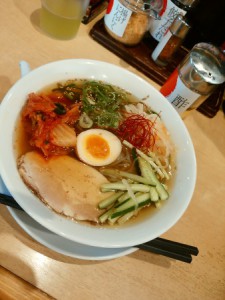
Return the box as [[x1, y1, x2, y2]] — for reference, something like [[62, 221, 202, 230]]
[[85, 135, 110, 159]]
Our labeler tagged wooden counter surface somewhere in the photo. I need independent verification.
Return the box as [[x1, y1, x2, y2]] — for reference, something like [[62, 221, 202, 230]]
[[0, 1, 225, 299]]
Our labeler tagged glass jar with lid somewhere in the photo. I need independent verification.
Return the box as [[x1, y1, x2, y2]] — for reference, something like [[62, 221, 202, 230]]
[[104, 0, 157, 46]]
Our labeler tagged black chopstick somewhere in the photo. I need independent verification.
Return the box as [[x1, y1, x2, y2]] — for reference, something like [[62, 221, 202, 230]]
[[137, 237, 199, 263], [0, 192, 199, 263], [137, 243, 193, 263], [0, 193, 24, 211], [149, 237, 199, 256]]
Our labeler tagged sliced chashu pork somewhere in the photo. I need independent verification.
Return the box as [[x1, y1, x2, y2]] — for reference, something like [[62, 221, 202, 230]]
[[18, 151, 111, 222]]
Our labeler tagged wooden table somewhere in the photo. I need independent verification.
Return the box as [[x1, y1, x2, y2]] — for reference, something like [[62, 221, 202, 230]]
[[0, 1, 225, 299]]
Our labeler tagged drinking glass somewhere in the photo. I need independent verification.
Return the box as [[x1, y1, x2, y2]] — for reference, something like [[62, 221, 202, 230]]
[[40, 0, 90, 40]]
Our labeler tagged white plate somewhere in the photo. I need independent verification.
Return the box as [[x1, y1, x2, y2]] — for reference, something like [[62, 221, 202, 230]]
[[0, 59, 196, 248], [0, 176, 136, 260]]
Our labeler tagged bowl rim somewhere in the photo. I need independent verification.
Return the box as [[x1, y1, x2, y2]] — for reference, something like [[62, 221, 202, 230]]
[[0, 59, 197, 248]]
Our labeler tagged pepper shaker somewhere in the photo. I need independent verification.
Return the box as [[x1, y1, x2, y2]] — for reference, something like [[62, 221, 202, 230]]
[[160, 42, 225, 117]]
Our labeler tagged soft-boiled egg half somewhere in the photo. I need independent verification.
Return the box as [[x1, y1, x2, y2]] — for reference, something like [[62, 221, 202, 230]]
[[76, 129, 122, 167]]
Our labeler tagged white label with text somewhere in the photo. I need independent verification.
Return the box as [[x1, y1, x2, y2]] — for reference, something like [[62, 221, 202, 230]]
[[104, 0, 132, 37], [150, 0, 186, 41], [167, 75, 200, 113]]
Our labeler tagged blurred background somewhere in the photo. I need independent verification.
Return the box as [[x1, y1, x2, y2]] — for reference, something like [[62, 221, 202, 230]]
[[184, 0, 225, 49]]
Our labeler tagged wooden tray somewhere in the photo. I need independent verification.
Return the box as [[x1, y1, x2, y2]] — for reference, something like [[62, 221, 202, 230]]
[[90, 18, 188, 86], [89, 18, 223, 117]]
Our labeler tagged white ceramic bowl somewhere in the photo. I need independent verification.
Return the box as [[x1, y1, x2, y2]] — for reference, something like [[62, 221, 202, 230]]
[[0, 59, 196, 248]]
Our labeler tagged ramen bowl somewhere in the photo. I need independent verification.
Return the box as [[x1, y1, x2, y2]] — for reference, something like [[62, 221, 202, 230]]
[[0, 59, 196, 248]]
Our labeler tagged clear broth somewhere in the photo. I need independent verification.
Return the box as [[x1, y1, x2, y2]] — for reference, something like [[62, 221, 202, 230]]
[[14, 79, 175, 227]]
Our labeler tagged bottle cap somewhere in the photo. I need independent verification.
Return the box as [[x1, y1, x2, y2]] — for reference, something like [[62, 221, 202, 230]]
[[170, 14, 191, 39]]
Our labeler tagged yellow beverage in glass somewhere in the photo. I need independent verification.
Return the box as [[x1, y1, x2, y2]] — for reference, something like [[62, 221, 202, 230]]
[[40, 0, 84, 40]]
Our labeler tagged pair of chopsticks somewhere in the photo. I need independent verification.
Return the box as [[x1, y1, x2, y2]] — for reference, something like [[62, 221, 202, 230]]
[[137, 237, 198, 263], [0, 192, 199, 263]]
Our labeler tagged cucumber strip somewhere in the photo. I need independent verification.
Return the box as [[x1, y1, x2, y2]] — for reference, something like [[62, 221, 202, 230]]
[[114, 198, 130, 208], [114, 193, 150, 212], [101, 182, 151, 193], [117, 207, 142, 225], [131, 147, 140, 174], [117, 191, 130, 203], [122, 178, 138, 210], [98, 207, 114, 223], [123, 140, 165, 179], [137, 157, 157, 186], [156, 184, 169, 201], [117, 191, 141, 204], [117, 210, 135, 225], [138, 157, 158, 185], [111, 193, 150, 218], [149, 186, 159, 202], [148, 151, 170, 180], [138, 157, 169, 201], [98, 191, 124, 209], [101, 169, 154, 185], [108, 214, 120, 225], [136, 149, 165, 178]]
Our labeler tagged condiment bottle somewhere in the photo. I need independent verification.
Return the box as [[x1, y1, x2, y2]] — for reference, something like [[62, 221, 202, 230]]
[[149, 0, 197, 42], [160, 42, 225, 117], [104, 0, 157, 46], [151, 14, 190, 66]]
